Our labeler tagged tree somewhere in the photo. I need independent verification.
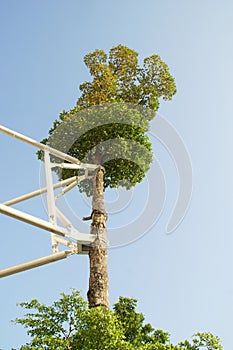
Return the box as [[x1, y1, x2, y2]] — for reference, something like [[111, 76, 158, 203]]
[[38, 45, 176, 308], [14, 290, 223, 350]]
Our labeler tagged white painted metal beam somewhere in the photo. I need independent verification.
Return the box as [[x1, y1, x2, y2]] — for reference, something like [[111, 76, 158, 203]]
[[66, 229, 95, 244], [53, 236, 77, 250], [0, 124, 98, 170], [0, 204, 66, 236], [3, 176, 78, 206], [0, 204, 95, 244], [56, 207, 72, 229], [55, 178, 79, 200], [0, 251, 73, 278], [44, 150, 56, 224], [0, 124, 81, 165]]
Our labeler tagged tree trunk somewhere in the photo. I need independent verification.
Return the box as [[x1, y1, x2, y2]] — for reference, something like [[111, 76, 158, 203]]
[[87, 167, 109, 309]]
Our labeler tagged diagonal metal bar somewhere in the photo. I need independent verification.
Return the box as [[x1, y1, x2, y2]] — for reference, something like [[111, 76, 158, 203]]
[[0, 250, 74, 278], [56, 207, 72, 229], [55, 179, 79, 200], [3, 176, 78, 206], [0, 204, 67, 236], [0, 124, 97, 169], [0, 204, 95, 244]]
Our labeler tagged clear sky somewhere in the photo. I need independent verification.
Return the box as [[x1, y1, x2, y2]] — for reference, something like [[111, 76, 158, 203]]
[[0, 0, 233, 348]]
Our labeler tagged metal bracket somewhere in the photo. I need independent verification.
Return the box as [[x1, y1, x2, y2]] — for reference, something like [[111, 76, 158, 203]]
[[0, 124, 96, 277]]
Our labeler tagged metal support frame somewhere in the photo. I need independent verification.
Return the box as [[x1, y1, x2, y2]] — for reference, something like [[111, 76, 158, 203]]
[[0, 124, 97, 278]]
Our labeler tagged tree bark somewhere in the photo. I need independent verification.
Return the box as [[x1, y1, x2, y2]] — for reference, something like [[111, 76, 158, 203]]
[[87, 167, 109, 309]]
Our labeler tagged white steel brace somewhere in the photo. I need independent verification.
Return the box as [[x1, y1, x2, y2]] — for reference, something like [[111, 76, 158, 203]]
[[0, 124, 96, 278], [0, 251, 74, 278]]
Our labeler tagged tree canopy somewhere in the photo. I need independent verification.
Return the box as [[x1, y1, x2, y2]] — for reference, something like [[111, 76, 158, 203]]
[[14, 290, 223, 350], [38, 45, 176, 196]]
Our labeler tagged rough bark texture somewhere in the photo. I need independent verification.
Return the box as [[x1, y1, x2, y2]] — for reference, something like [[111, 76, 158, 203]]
[[87, 167, 109, 309]]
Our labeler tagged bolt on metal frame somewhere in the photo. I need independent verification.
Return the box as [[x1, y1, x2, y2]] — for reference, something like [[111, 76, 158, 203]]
[[0, 124, 97, 278]]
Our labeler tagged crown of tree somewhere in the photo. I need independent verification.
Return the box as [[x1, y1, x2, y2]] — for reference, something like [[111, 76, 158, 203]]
[[39, 45, 176, 196]]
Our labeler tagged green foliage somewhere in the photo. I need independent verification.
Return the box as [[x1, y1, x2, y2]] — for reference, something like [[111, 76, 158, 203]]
[[113, 296, 148, 345], [73, 307, 128, 350], [77, 45, 176, 109], [178, 332, 223, 350], [15, 289, 86, 349], [14, 290, 223, 350], [38, 45, 176, 196]]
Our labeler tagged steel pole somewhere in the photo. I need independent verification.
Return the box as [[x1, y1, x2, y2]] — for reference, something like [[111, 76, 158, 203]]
[[0, 204, 66, 236], [0, 251, 73, 278], [3, 176, 78, 206], [0, 124, 97, 168]]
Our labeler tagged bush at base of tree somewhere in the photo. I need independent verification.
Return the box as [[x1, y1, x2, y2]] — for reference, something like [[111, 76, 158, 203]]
[[13, 290, 222, 350]]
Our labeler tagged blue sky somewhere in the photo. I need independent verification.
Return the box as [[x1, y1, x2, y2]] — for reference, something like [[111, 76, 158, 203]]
[[1, 0, 233, 348]]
